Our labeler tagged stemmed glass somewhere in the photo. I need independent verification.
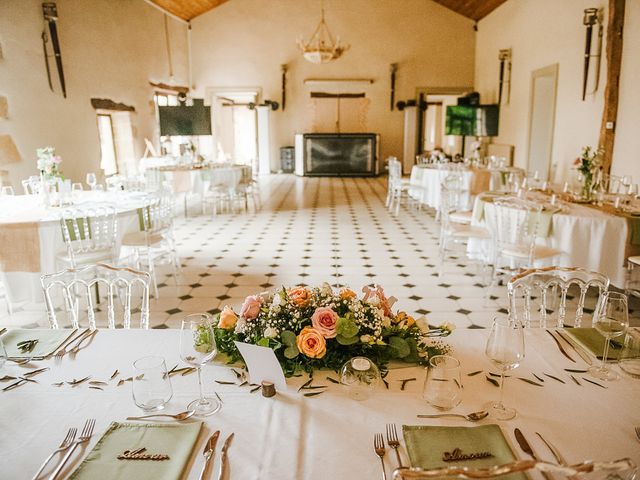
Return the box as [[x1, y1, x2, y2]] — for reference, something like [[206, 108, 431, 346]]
[[179, 313, 221, 416], [589, 292, 629, 381], [86, 172, 97, 191], [484, 316, 524, 420]]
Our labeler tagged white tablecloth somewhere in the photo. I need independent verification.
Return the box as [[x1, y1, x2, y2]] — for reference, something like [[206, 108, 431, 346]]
[[0, 191, 153, 305], [146, 165, 251, 197], [408, 166, 474, 210], [0, 328, 637, 479], [468, 198, 630, 286]]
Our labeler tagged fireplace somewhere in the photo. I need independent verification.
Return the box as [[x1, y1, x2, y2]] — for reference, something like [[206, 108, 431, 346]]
[[294, 133, 379, 176]]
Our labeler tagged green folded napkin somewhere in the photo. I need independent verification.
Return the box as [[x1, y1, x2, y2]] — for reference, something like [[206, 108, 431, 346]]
[[566, 328, 624, 361], [69, 421, 203, 480], [403, 424, 525, 480], [2, 329, 73, 358]]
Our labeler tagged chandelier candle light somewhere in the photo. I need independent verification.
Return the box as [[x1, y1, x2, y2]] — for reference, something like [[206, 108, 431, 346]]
[[298, 0, 349, 64]]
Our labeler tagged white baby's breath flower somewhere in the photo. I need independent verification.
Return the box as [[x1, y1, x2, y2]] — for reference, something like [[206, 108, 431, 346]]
[[264, 327, 278, 338]]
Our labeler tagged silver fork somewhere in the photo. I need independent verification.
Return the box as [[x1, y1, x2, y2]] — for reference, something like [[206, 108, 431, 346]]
[[48, 419, 96, 480], [374, 433, 387, 480], [635, 426, 640, 442], [54, 329, 90, 364], [386, 423, 404, 468], [31, 428, 77, 480]]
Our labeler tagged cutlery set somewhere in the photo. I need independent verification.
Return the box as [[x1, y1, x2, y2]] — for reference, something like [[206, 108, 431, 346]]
[[32, 419, 96, 480], [200, 430, 234, 480], [373, 424, 404, 480]]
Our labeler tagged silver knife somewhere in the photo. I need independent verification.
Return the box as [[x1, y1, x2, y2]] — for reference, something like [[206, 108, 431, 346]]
[[217, 433, 234, 480], [514, 428, 554, 480], [536, 432, 579, 480], [556, 330, 593, 365], [199, 430, 220, 480], [545, 330, 576, 363]]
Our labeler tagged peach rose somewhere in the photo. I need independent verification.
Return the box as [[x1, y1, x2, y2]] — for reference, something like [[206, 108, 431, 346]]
[[218, 306, 238, 329], [287, 286, 311, 307], [296, 327, 326, 359], [339, 288, 357, 300], [311, 307, 338, 338], [240, 295, 262, 320]]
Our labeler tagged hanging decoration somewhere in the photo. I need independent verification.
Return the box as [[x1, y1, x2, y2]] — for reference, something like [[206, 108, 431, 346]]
[[497, 49, 511, 105], [41, 2, 66, 98], [297, 0, 349, 64], [581, 8, 603, 101]]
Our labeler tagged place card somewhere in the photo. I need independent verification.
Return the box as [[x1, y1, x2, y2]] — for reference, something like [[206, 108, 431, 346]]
[[234, 341, 287, 391]]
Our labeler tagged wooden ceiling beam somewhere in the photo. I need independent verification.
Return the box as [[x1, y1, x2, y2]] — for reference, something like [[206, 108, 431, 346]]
[[599, 0, 625, 174], [145, 0, 229, 22], [431, 0, 509, 21]]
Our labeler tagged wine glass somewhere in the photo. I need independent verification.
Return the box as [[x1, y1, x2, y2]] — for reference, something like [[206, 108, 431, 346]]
[[484, 316, 524, 420], [179, 313, 221, 416], [589, 292, 628, 381], [86, 172, 97, 191]]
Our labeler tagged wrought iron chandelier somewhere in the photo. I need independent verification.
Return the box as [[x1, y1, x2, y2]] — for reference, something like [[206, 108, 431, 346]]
[[297, 1, 349, 64]]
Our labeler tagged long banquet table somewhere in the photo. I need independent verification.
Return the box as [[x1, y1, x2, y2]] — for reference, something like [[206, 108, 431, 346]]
[[1, 328, 638, 479]]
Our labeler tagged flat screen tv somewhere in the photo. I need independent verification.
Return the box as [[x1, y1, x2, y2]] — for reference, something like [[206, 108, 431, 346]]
[[159, 98, 212, 136], [445, 105, 499, 137]]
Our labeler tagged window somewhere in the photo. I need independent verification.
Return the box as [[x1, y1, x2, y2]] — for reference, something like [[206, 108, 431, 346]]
[[97, 114, 118, 176]]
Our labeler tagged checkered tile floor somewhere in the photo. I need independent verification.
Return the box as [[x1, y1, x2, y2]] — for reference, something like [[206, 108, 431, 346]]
[[2, 175, 638, 329]]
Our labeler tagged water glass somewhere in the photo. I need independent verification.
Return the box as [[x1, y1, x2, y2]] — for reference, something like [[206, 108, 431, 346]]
[[132, 356, 173, 412], [620, 330, 640, 379], [340, 356, 381, 401], [86, 172, 97, 190], [422, 355, 462, 410], [1, 186, 14, 196]]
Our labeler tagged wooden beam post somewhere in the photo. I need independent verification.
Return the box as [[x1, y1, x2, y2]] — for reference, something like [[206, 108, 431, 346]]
[[599, 0, 625, 174]]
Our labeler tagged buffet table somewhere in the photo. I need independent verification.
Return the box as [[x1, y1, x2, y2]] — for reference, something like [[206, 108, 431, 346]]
[[0, 191, 153, 306], [1, 328, 637, 479]]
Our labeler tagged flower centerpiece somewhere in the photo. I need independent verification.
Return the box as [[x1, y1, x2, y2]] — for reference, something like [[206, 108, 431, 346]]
[[36, 146, 63, 181], [213, 284, 453, 376], [573, 146, 602, 201]]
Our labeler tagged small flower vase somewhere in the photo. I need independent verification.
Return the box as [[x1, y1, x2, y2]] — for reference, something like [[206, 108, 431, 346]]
[[581, 172, 595, 202], [39, 173, 50, 207]]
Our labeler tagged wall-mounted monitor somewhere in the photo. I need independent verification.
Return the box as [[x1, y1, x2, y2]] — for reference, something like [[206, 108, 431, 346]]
[[159, 98, 212, 136], [445, 105, 499, 137]]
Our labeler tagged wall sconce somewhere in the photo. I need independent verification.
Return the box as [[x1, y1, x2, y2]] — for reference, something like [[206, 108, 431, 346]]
[[281, 64, 287, 111], [582, 8, 603, 101], [498, 48, 512, 105], [390, 63, 398, 111]]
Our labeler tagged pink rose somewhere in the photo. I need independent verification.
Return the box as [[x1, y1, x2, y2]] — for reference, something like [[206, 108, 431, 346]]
[[240, 295, 262, 320], [311, 307, 338, 339]]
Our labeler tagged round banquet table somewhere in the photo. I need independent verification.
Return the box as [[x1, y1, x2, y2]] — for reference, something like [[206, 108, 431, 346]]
[[408, 165, 474, 210], [0, 328, 637, 479], [467, 195, 630, 287], [0, 191, 154, 307]]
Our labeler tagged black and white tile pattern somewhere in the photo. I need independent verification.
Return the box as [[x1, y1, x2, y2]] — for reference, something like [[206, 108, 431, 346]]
[[2, 175, 637, 329]]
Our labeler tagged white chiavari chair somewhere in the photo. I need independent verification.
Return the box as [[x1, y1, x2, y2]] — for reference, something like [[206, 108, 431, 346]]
[[391, 458, 636, 480], [438, 177, 491, 277], [58, 205, 118, 269], [507, 266, 609, 328], [484, 196, 563, 284], [41, 263, 150, 329], [201, 167, 243, 215], [387, 157, 418, 216], [120, 189, 180, 298]]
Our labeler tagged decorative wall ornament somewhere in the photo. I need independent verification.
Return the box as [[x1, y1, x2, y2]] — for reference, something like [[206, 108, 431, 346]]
[[281, 64, 288, 111], [42, 2, 66, 98], [582, 8, 603, 101], [498, 48, 512, 105], [297, 0, 349, 64], [390, 64, 398, 111]]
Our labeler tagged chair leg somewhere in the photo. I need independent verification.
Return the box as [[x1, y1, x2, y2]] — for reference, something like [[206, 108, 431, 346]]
[[147, 248, 159, 299]]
